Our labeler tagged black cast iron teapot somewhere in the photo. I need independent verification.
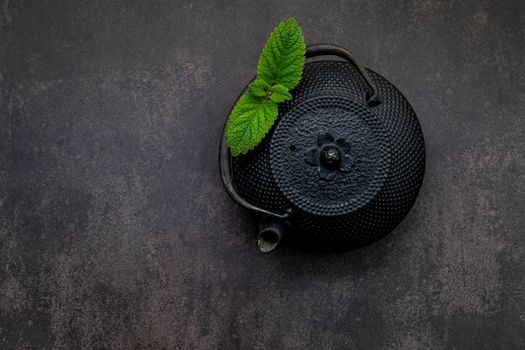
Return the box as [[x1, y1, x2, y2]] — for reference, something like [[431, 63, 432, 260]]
[[219, 44, 425, 252]]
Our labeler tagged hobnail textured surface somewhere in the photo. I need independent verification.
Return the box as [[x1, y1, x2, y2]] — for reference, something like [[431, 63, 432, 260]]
[[232, 60, 425, 251], [270, 96, 391, 216]]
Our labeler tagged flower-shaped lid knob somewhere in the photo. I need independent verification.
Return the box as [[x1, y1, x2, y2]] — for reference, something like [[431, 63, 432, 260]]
[[305, 132, 353, 178]]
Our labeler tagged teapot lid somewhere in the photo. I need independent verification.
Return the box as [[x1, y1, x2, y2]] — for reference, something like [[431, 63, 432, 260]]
[[270, 96, 391, 216]]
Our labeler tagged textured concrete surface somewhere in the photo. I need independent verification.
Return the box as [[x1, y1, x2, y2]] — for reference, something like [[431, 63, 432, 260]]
[[1, 0, 524, 349]]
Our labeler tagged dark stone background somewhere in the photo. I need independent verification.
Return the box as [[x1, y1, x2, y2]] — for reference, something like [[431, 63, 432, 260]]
[[1, 1, 524, 349]]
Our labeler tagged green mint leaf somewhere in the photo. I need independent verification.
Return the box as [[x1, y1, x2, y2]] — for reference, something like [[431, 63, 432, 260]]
[[269, 84, 292, 103], [226, 92, 278, 156], [257, 18, 306, 90], [226, 18, 306, 156], [248, 79, 271, 97]]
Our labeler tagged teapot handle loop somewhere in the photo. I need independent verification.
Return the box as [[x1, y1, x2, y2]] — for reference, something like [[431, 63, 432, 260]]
[[219, 113, 291, 253], [219, 118, 292, 221], [306, 44, 380, 106]]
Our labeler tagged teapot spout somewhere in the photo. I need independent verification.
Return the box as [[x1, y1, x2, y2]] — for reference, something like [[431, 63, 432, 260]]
[[257, 218, 288, 253]]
